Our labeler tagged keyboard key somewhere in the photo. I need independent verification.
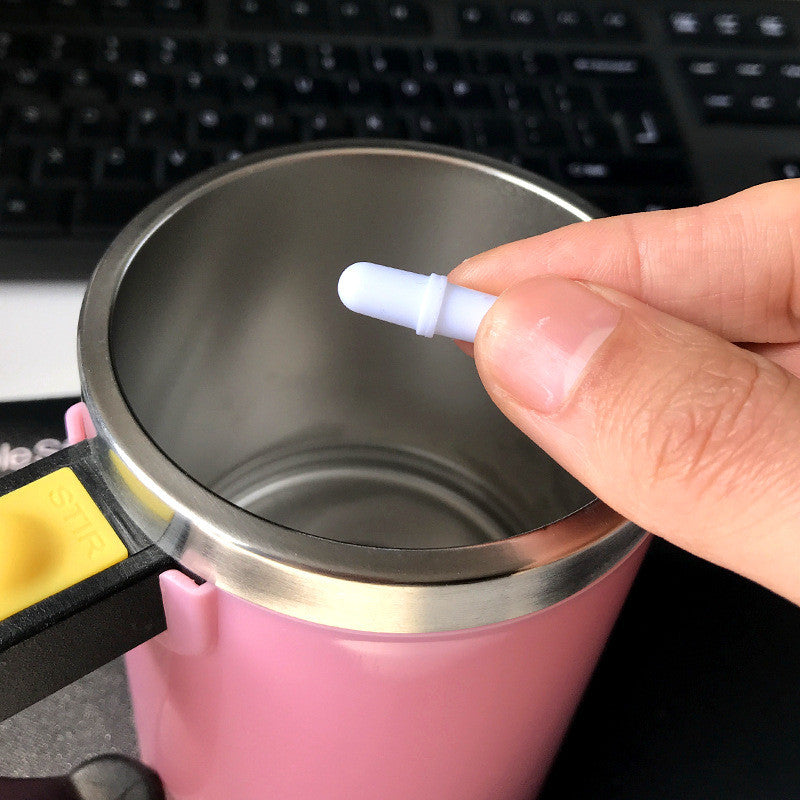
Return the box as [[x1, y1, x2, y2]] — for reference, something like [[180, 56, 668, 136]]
[[412, 112, 466, 146], [514, 50, 559, 77], [71, 104, 123, 138], [613, 110, 677, 149], [446, 78, 494, 109], [231, 0, 277, 26], [77, 187, 157, 231], [59, 73, 112, 110], [519, 114, 566, 146], [250, 110, 297, 146], [40, 33, 94, 67], [559, 155, 690, 185], [740, 92, 792, 124], [153, 0, 202, 26], [550, 83, 595, 114], [352, 109, 406, 137], [301, 109, 353, 139], [682, 58, 723, 78], [217, 145, 248, 163], [0, 185, 72, 233], [419, 48, 462, 76], [778, 62, 800, 81], [340, 76, 391, 106], [505, 6, 546, 37], [280, 0, 329, 30], [562, 158, 614, 183], [284, 74, 337, 104], [369, 47, 412, 75], [204, 40, 256, 72], [596, 8, 640, 40], [128, 104, 178, 142], [2, 64, 56, 95], [151, 36, 200, 69], [772, 159, 800, 179], [731, 60, 770, 80], [50, 0, 97, 23], [332, 1, 378, 32], [62, 70, 114, 106], [99, 0, 146, 24], [313, 44, 360, 74], [572, 114, 619, 150], [384, 2, 430, 34], [178, 70, 228, 107], [0, 31, 40, 63], [230, 73, 279, 105], [7, 98, 64, 137], [160, 146, 214, 183], [550, 7, 595, 38], [667, 10, 704, 39], [458, 4, 499, 35], [710, 11, 744, 41], [262, 41, 306, 71], [697, 91, 738, 122], [472, 116, 516, 148], [502, 80, 545, 112], [569, 54, 647, 77], [393, 77, 442, 107], [97, 145, 157, 182], [632, 189, 700, 211], [118, 68, 174, 104], [755, 13, 792, 44], [96, 35, 147, 68], [467, 49, 513, 76], [191, 108, 248, 143], [36, 144, 92, 181]]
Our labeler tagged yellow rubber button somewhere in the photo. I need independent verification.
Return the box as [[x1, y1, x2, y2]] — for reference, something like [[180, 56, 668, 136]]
[[0, 467, 128, 622]]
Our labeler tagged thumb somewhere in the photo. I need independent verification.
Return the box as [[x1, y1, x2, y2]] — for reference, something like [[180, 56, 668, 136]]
[[474, 275, 800, 605]]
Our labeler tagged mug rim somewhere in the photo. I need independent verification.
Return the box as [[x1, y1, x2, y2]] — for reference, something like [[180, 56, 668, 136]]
[[78, 141, 646, 632]]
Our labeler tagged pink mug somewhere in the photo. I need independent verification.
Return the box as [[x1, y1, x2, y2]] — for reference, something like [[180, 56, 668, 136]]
[[2, 143, 647, 799]]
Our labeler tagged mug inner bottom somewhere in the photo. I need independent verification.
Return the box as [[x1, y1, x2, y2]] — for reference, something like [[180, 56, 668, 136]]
[[211, 445, 527, 548]]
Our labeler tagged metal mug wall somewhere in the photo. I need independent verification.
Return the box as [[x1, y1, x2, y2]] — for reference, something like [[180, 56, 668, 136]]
[[80, 142, 644, 629]]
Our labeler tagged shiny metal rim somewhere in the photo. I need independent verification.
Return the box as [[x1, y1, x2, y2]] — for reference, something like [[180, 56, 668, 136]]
[[78, 141, 646, 632]]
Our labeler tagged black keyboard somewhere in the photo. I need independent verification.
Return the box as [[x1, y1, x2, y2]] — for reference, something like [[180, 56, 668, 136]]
[[1, 0, 799, 277]]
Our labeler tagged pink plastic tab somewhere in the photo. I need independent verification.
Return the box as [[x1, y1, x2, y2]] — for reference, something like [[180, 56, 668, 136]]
[[158, 570, 218, 656], [66, 402, 209, 654], [65, 401, 97, 444]]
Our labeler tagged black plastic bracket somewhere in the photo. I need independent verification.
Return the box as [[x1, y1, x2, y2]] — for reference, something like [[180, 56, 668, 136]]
[[0, 442, 178, 721], [0, 753, 165, 800]]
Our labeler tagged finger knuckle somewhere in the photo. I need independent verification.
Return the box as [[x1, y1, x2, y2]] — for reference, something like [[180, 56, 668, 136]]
[[635, 352, 790, 494]]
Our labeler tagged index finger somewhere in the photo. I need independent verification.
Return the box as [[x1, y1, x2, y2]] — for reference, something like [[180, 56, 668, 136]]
[[449, 179, 800, 344]]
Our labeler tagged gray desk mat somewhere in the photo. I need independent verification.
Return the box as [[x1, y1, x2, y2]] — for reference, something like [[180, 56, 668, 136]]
[[0, 659, 137, 778]]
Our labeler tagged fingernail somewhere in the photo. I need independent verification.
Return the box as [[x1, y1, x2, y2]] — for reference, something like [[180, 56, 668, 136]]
[[477, 276, 620, 413]]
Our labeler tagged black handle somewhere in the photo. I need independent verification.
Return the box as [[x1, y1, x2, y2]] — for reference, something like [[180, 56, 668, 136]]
[[0, 754, 165, 800], [0, 442, 177, 721]]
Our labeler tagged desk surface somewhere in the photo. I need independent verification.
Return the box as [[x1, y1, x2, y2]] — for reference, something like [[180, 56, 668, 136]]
[[2, 399, 799, 798]]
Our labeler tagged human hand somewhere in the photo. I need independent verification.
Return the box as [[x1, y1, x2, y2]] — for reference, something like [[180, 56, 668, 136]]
[[450, 180, 800, 605]]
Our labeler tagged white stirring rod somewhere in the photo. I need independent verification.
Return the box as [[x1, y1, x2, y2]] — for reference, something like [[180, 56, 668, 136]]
[[337, 262, 497, 343]]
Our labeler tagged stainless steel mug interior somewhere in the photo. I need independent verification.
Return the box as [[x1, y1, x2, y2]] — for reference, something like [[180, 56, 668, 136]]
[[79, 142, 643, 632]]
